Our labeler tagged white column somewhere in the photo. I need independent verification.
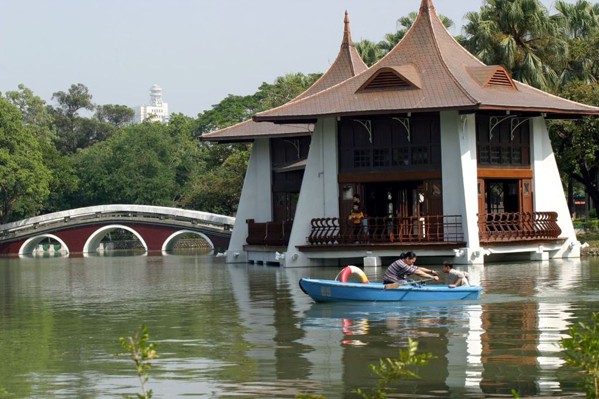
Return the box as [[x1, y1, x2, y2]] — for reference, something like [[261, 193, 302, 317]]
[[226, 138, 272, 263], [440, 111, 482, 264], [285, 118, 339, 267], [530, 117, 579, 259]]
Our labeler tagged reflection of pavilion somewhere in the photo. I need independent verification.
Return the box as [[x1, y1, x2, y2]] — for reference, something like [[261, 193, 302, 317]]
[[287, 260, 582, 396]]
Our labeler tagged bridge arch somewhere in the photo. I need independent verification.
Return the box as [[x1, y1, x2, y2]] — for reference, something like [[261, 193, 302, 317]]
[[83, 224, 148, 255], [161, 230, 215, 253], [19, 234, 70, 257]]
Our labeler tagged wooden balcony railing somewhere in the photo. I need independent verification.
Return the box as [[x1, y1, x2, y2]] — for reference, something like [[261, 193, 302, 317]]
[[246, 219, 293, 246], [245, 212, 560, 247], [478, 212, 561, 242], [307, 215, 464, 245]]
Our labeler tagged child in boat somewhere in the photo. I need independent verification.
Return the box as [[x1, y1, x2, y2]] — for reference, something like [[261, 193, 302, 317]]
[[383, 251, 439, 289], [442, 261, 470, 287]]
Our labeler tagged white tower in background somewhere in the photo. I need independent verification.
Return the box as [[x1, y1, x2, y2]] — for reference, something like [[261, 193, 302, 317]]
[[134, 84, 169, 123]]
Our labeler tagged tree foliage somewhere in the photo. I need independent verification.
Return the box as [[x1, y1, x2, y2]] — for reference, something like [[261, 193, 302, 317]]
[[180, 149, 249, 215], [462, 0, 568, 92], [72, 117, 201, 207], [4, 85, 79, 214], [95, 104, 135, 127], [561, 312, 599, 398], [0, 97, 51, 223], [49, 83, 134, 155], [187, 73, 319, 215], [550, 83, 599, 216]]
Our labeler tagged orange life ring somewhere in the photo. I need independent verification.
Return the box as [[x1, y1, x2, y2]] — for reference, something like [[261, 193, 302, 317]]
[[338, 265, 369, 283]]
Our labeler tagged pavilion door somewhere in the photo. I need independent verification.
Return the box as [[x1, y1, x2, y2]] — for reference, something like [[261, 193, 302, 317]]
[[478, 178, 533, 239], [273, 192, 299, 222], [520, 179, 533, 214], [480, 178, 531, 214], [477, 178, 486, 233], [481, 179, 520, 213]]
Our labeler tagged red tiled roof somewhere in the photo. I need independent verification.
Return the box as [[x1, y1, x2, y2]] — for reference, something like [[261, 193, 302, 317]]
[[200, 119, 313, 142], [202, 11, 368, 143], [295, 11, 368, 100], [254, 0, 599, 123]]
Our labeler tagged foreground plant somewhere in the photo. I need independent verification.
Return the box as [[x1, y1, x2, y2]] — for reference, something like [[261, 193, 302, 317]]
[[297, 338, 433, 399], [119, 324, 158, 399], [355, 338, 434, 399], [561, 312, 599, 398]]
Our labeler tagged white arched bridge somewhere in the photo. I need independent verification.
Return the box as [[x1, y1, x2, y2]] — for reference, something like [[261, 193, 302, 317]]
[[0, 205, 235, 257]]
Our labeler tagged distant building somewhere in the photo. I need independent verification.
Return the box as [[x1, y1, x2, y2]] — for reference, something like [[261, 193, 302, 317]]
[[134, 84, 169, 123]]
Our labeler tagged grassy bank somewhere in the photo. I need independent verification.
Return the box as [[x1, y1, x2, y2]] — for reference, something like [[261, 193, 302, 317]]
[[577, 230, 599, 256]]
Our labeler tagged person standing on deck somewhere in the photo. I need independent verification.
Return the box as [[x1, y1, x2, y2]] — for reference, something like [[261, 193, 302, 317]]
[[348, 203, 365, 242]]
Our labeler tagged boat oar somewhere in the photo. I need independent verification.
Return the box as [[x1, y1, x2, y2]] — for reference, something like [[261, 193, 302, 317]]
[[405, 278, 435, 287], [407, 278, 435, 285], [384, 278, 434, 289]]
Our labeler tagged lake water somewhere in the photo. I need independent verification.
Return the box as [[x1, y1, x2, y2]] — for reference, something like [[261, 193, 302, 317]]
[[1, 253, 598, 398]]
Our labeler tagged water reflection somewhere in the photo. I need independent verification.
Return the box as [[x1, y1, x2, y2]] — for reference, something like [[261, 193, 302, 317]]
[[1, 256, 598, 398], [295, 259, 598, 397]]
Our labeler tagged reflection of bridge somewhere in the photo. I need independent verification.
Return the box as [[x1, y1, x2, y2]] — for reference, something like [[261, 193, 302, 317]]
[[0, 205, 235, 257]]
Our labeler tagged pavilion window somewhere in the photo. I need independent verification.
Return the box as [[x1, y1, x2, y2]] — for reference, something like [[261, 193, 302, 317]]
[[353, 149, 371, 168], [476, 115, 530, 166], [392, 147, 409, 166], [338, 114, 440, 173]]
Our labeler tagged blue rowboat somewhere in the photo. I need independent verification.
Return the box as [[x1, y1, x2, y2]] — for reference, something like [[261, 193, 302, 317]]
[[298, 278, 483, 302]]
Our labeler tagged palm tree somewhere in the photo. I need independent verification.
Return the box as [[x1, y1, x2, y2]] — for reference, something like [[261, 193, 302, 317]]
[[462, 0, 568, 92], [377, 12, 420, 54], [554, 0, 599, 84], [355, 39, 386, 67], [555, 0, 599, 39]]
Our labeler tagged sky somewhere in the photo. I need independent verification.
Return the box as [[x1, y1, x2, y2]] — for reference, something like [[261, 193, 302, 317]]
[[1, 0, 561, 117]]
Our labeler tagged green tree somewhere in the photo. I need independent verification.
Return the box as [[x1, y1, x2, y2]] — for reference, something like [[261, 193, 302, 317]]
[[556, 0, 599, 39], [72, 119, 201, 207], [194, 72, 320, 138], [550, 82, 599, 217], [0, 97, 51, 223], [548, 3, 599, 212], [355, 39, 386, 67], [4, 85, 79, 213], [50, 83, 97, 154], [462, 0, 568, 92], [190, 73, 319, 214], [555, 1, 599, 85], [95, 104, 135, 127], [194, 94, 262, 137], [258, 72, 321, 110], [4, 84, 55, 140], [180, 149, 249, 216]]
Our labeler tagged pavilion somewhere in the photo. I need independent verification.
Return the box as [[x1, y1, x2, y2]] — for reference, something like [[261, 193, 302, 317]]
[[206, 0, 599, 267]]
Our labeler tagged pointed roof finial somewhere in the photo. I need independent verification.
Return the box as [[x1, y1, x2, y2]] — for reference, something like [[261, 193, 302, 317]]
[[420, 0, 435, 14], [342, 10, 351, 48]]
